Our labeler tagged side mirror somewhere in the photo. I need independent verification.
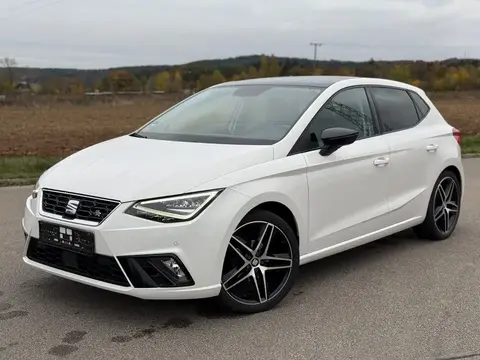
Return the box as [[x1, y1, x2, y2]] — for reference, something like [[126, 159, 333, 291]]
[[319, 127, 359, 156]]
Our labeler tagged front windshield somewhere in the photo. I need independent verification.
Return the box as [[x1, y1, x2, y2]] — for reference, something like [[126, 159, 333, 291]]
[[137, 84, 325, 145]]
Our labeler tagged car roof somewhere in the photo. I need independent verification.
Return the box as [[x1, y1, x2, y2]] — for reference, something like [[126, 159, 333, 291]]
[[214, 75, 424, 94], [216, 75, 358, 88]]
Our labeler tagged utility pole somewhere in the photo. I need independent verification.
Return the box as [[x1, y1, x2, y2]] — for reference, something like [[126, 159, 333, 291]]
[[310, 42, 322, 70]]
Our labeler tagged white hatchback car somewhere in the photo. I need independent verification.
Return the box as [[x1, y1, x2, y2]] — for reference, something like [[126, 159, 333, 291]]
[[22, 76, 464, 313]]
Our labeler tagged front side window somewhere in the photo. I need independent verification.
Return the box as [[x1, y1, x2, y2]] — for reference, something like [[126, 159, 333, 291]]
[[137, 85, 325, 145], [292, 87, 376, 153], [370, 87, 420, 132]]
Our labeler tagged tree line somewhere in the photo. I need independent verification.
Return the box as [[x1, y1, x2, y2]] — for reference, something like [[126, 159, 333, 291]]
[[2, 55, 480, 95]]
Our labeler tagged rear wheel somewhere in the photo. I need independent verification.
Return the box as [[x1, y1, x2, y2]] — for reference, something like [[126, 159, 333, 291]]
[[219, 210, 299, 313], [414, 170, 461, 241]]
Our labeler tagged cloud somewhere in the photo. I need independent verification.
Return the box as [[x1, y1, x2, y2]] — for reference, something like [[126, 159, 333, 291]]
[[0, 0, 479, 68]]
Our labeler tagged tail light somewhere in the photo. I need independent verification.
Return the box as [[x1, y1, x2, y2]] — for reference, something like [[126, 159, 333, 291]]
[[452, 128, 461, 146]]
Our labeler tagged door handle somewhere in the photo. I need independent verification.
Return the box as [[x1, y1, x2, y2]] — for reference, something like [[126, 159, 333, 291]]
[[373, 156, 390, 167], [426, 144, 439, 152]]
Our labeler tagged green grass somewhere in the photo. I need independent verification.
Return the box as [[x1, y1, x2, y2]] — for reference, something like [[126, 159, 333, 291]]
[[462, 135, 480, 154], [0, 156, 60, 181], [0, 136, 479, 186]]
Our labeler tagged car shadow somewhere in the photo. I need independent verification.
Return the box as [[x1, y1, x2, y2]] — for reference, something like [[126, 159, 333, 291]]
[[20, 228, 434, 326]]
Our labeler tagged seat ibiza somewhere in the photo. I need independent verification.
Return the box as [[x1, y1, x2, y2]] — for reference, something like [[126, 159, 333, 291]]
[[22, 76, 464, 313]]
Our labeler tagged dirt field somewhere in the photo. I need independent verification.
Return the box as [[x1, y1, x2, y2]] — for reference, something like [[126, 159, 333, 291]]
[[1, 92, 479, 157]]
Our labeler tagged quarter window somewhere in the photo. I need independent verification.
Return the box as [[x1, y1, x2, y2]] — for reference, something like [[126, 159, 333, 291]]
[[409, 91, 430, 119], [306, 87, 376, 148], [370, 87, 419, 132]]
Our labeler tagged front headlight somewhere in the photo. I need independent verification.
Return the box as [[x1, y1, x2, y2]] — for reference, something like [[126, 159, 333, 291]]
[[125, 190, 222, 223], [32, 180, 40, 199]]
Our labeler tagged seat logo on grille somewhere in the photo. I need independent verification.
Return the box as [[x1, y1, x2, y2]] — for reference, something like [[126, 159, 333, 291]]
[[65, 200, 80, 216]]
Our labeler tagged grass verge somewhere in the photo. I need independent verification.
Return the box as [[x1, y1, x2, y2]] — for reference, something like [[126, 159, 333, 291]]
[[462, 135, 480, 155], [0, 156, 60, 184], [0, 136, 479, 187]]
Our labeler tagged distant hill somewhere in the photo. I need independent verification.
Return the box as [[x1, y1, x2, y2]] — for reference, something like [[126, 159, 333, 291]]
[[1, 55, 320, 87], [1, 54, 479, 91]]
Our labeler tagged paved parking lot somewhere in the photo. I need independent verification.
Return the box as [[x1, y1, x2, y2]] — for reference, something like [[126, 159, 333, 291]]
[[1, 159, 480, 360]]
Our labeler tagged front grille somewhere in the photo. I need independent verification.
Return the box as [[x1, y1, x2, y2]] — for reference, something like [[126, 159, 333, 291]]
[[42, 189, 120, 223], [27, 237, 130, 287]]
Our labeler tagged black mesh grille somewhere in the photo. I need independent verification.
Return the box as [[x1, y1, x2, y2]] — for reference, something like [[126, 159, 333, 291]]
[[42, 189, 119, 223], [118, 256, 194, 288], [27, 237, 130, 287]]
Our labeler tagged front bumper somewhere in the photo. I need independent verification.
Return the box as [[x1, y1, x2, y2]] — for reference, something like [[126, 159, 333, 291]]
[[22, 188, 250, 300]]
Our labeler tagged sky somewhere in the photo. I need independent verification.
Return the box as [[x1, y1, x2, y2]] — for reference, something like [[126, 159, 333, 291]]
[[0, 0, 479, 69]]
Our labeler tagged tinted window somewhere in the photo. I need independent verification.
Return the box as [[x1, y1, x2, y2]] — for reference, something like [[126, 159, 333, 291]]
[[308, 87, 376, 146], [370, 87, 419, 132], [409, 91, 430, 118], [137, 85, 324, 145]]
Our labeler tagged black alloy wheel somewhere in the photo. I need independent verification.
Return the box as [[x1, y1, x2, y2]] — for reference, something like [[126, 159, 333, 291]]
[[219, 210, 299, 313], [414, 170, 461, 241]]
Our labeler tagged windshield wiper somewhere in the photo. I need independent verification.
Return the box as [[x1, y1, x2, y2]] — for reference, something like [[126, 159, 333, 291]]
[[130, 132, 147, 139]]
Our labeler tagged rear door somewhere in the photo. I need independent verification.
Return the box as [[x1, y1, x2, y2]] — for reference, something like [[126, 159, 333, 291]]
[[367, 86, 434, 224], [291, 87, 391, 254]]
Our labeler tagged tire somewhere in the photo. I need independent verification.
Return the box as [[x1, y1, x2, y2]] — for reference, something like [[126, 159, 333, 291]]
[[218, 210, 299, 314], [414, 170, 461, 241]]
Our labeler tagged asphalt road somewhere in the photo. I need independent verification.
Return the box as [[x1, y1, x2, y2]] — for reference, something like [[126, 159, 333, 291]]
[[1, 159, 480, 360]]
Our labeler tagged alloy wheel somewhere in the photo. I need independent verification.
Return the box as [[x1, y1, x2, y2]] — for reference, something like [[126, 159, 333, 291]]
[[221, 221, 293, 306], [433, 176, 460, 234]]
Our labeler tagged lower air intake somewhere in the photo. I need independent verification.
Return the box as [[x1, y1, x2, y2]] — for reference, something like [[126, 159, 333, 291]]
[[118, 255, 194, 288], [27, 237, 130, 287]]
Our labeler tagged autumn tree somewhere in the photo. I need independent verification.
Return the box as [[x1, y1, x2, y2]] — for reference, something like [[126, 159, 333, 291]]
[[100, 70, 141, 92], [266, 56, 281, 77], [410, 79, 422, 88], [232, 72, 248, 81], [387, 64, 412, 83], [337, 67, 356, 76], [288, 66, 312, 76], [196, 70, 226, 90], [0, 81, 13, 95], [246, 66, 258, 79], [168, 70, 183, 93], [152, 71, 170, 91], [443, 67, 460, 91], [39, 77, 84, 95], [0, 57, 17, 86], [258, 55, 269, 77], [211, 70, 225, 84]]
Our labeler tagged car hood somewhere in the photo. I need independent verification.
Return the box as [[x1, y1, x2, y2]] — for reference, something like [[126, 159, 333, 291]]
[[39, 135, 274, 202]]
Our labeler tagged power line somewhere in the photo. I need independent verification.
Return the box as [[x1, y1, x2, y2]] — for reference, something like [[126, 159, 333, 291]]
[[310, 42, 322, 69]]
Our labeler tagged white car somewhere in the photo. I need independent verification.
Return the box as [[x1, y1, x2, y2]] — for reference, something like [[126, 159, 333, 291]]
[[22, 76, 464, 313]]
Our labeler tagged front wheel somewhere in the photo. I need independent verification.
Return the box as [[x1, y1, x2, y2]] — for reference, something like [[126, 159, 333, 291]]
[[414, 170, 461, 241], [219, 210, 299, 314]]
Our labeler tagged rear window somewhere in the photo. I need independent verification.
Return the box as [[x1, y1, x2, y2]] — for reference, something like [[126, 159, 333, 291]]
[[409, 91, 430, 119], [370, 87, 419, 133]]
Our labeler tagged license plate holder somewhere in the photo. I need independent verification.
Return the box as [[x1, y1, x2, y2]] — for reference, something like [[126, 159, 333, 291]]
[[38, 221, 95, 255]]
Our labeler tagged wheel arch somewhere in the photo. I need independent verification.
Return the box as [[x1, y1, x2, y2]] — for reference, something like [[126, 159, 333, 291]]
[[245, 201, 299, 241], [224, 190, 307, 257], [443, 165, 463, 193]]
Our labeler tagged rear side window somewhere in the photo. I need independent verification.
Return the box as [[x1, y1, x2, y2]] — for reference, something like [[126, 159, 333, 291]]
[[370, 87, 419, 133], [409, 91, 430, 119]]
